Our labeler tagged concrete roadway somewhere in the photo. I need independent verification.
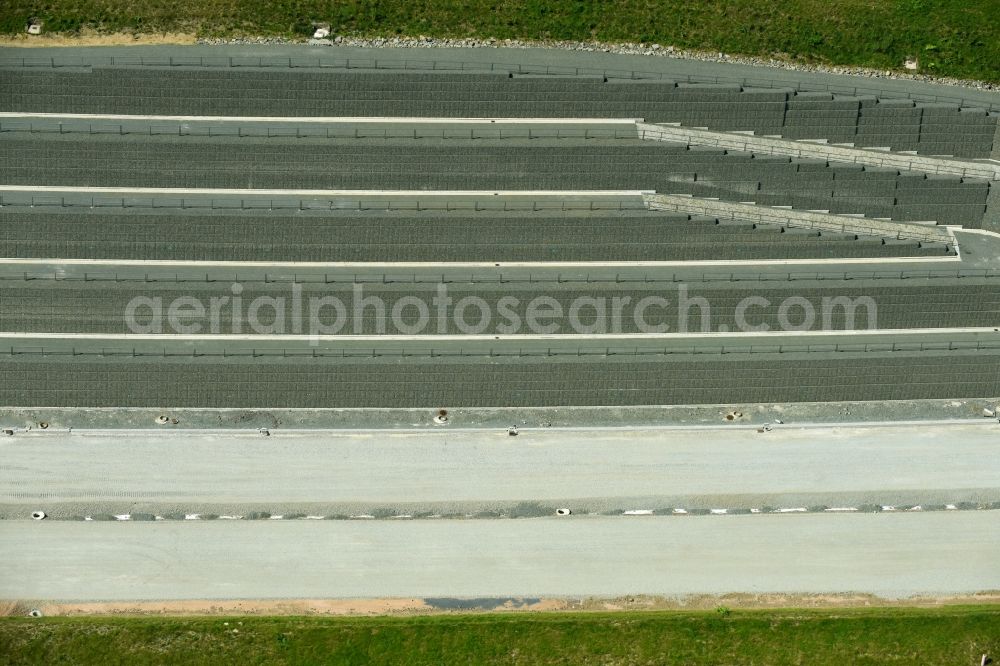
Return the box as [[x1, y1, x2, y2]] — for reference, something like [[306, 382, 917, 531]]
[[2, 423, 998, 517], [2, 513, 998, 600]]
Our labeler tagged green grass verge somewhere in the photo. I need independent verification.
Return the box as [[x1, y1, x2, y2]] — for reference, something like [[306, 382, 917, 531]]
[[2, 0, 1000, 82], [2, 607, 999, 665]]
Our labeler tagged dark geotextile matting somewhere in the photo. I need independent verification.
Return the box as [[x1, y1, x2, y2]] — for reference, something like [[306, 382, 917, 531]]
[[0, 211, 952, 261], [0, 282, 994, 334], [0, 352, 997, 407], [0, 137, 989, 226], [1, 68, 995, 157]]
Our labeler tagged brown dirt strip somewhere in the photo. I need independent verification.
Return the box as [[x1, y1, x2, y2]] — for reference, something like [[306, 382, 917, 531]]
[[0, 31, 197, 47], [11, 593, 1000, 617]]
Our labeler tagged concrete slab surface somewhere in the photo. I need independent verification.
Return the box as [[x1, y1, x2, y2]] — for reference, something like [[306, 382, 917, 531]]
[[2, 513, 998, 600], [1, 423, 998, 517]]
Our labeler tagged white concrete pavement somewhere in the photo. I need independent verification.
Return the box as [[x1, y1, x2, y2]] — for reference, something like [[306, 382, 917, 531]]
[[2, 423, 998, 514], [2, 513, 998, 600]]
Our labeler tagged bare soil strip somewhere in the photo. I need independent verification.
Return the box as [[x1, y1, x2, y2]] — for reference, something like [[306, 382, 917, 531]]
[[21, 593, 1000, 617]]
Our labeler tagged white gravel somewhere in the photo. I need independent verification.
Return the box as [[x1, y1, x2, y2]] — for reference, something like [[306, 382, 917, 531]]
[[197, 34, 1000, 93]]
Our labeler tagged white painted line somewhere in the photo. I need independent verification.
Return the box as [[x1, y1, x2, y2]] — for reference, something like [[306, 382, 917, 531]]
[[0, 185, 649, 197], [623, 510, 654, 515], [0, 328, 995, 342], [0, 255, 961, 268], [0, 112, 642, 125]]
